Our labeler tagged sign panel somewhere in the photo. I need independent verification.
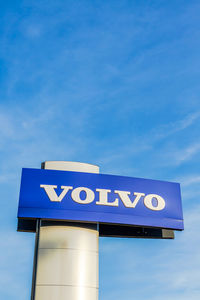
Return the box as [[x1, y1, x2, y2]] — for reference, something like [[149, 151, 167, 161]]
[[18, 168, 184, 230]]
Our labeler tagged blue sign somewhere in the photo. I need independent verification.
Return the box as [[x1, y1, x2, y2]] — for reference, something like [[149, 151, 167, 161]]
[[18, 168, 184, 230]]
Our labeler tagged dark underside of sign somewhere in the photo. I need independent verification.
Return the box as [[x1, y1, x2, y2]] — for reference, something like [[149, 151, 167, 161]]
[[17, 218, 174, 239]]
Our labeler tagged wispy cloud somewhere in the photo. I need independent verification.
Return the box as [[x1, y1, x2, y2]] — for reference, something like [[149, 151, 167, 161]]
[[152, 205, 200, 294], [1, 2, 200, 300], [177, 174, 200, 187], [0, 112, 14, 138], [152, 111, 200, 141], [98, 111, 200, 174], [171, 142, 200, 165], [0, 231, 34, 299], [100, 204, 200, 300]]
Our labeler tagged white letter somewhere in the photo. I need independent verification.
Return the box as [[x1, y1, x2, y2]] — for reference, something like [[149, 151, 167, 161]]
[[96, 188, 118, 206], [40, 185, 73, 202], [71, 187, 95, 204], [114, 190, 145, 208], [144, 194, 166, 211]]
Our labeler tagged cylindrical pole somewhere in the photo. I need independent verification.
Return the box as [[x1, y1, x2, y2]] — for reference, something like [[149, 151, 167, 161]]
[[32, 161, 99, 300]]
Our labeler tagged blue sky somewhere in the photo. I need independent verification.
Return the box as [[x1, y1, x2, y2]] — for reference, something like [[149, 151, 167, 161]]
[[0, 0, 200, 299]]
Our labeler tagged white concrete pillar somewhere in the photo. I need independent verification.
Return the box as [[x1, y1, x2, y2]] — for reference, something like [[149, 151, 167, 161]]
[[32, 161, 99, 300]]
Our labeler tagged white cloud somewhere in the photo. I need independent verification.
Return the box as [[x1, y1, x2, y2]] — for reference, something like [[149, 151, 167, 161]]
[[159, 111, 200, 138], [146, 205, 200, 298], [172, 142, 200, 165], [177, 175, 200, 187], [100, 204, 200, 300], [24, 24, 43, 38], [0, 230, 34, 299], [0, 112, 14, 138], [146, 111, 200, 144]]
